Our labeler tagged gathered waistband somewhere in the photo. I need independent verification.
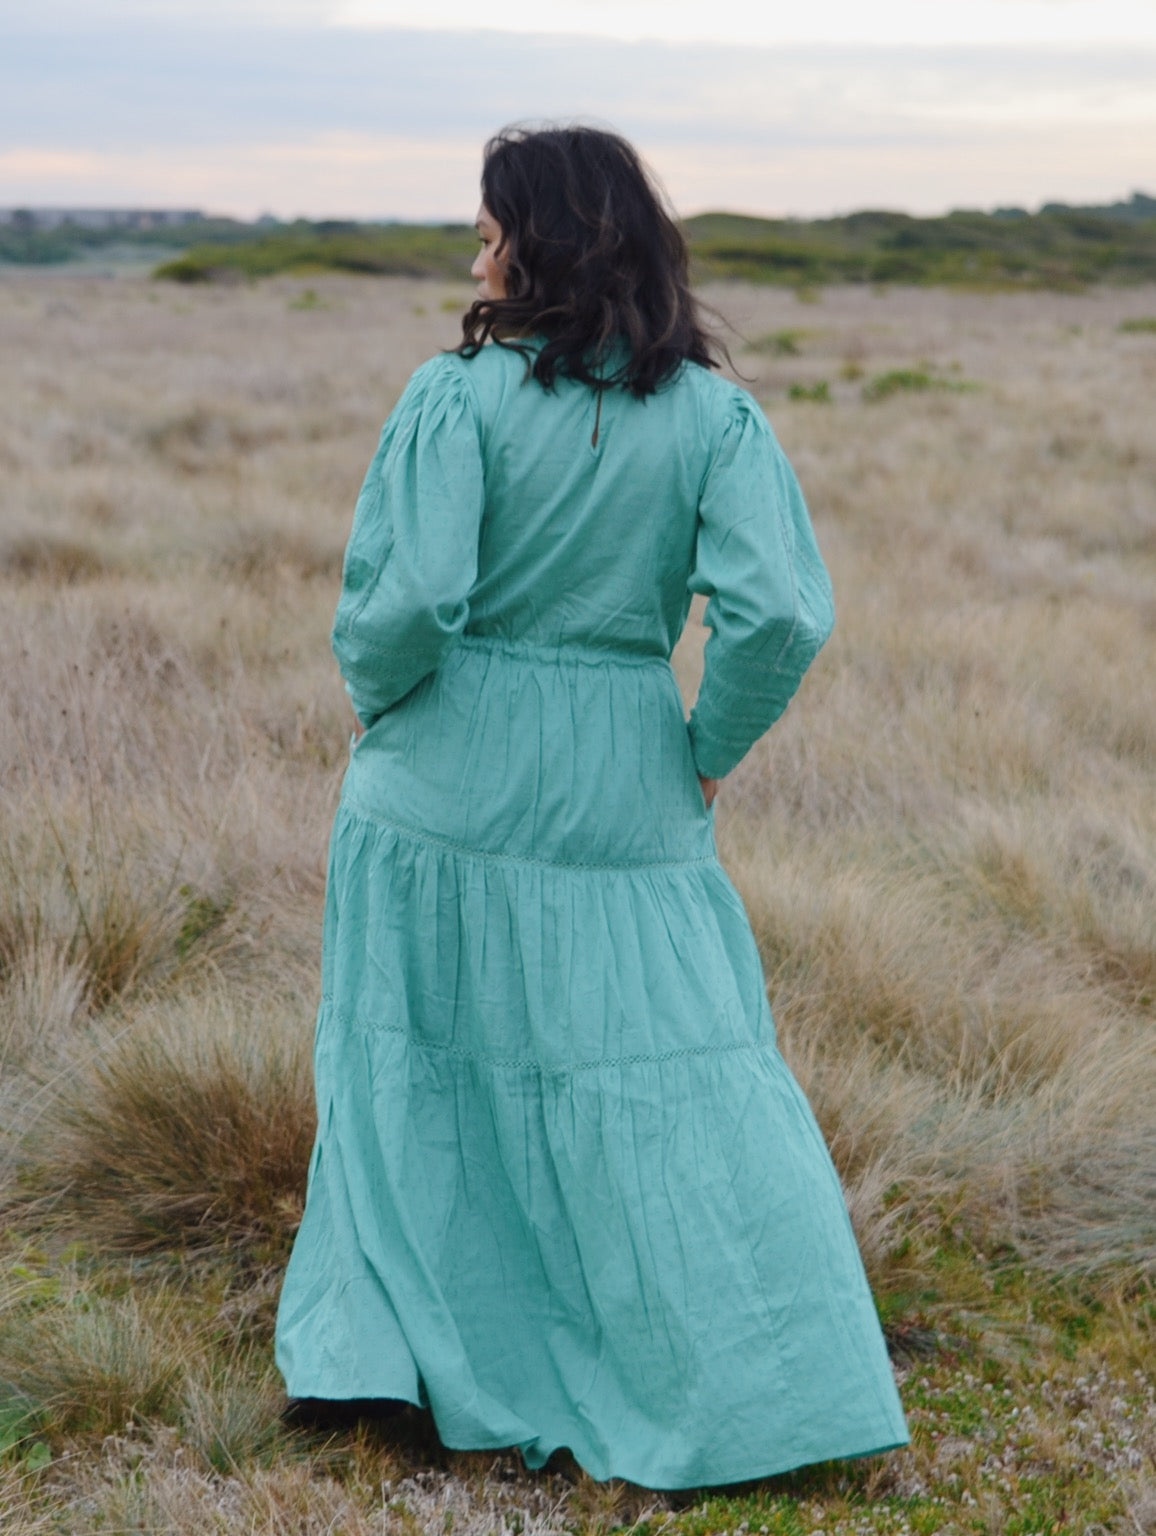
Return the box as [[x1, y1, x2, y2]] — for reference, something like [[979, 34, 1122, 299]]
[[345, 627, 709, 864], [456, 632, 672, 669]]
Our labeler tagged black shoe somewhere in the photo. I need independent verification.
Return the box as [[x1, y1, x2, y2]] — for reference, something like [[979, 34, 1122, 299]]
[[281, 1396, 409, 1431]]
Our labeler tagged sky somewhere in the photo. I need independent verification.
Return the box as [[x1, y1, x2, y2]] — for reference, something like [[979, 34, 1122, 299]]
[[1, 0, 1154, 221]]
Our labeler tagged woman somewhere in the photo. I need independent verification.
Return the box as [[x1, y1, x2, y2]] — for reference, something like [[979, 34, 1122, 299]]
[[275, 124, 909, 1489]]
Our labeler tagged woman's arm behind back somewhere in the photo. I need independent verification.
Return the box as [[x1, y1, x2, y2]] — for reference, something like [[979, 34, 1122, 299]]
[[686, 389, 835, 782]]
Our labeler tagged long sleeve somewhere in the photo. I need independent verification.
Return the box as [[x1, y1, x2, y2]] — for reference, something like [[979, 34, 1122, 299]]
[[686, 391, 835, 780], [332, 355, 485, 728]]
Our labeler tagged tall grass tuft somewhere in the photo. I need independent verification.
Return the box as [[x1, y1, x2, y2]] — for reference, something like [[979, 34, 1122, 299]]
[[0, 949, 87, 1079], [0, 1469, 54, 1536], [0, 534, 109, 583], [0, 812, 194, 1017], [177, 1353, 288, 1473], [0, 1281, 188, 1436], [718, 813, 1156, 1280], [11, 983, 315, 1255]]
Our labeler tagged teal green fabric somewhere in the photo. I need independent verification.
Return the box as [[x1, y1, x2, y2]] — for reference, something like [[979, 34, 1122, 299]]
[[274, 342, 910, 1488]]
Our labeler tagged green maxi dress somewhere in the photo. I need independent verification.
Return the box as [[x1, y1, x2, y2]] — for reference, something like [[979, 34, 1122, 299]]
[[274, 339, 910, 1488]]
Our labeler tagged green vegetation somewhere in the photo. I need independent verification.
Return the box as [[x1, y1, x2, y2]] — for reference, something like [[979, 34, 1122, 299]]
[[787, 381, 831, 403], [862, 368, 978, 402], [746, 328, 809, 356], [5, 198, 1156, 288], [149, 202, 1156, 289], [153, 221, 478, 283], [0, 1233, 1151, 1534], [0, 215, 255, 267], [686, 203, 1156, 289], [1119, 315, 1156, 333]]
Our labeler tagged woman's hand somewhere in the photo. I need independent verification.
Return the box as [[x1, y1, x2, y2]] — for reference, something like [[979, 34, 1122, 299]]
[[352, 717, 366, 741], [698, 775, 720, 809]]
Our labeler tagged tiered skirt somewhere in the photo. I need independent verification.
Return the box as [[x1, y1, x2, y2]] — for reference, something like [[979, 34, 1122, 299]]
[[274, 635, 909, 1488]]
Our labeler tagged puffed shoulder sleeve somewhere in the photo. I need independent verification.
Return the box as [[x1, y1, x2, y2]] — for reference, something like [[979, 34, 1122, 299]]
[[332, 354, 485, 728], [686, 390, 835, 780]]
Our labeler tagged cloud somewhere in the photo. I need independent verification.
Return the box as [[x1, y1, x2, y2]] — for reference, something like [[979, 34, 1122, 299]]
[[337, 0, 1156, 48], [16, 0, 1156, 43], [0, 137, 481, 221], [2, 19, 1153, 217], [8, 0, 338, 24]]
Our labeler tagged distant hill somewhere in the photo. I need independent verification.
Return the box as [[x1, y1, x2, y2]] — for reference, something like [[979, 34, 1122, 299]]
[[681, 201, 1156, 287], [0, 207, 203, 232], [0, 213, 257, 267], [1038, 191, 1156, 223], [2, 195, 1155, 289]]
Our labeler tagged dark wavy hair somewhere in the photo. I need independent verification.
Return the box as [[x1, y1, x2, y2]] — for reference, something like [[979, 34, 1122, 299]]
[[456, 125, 722, 398]]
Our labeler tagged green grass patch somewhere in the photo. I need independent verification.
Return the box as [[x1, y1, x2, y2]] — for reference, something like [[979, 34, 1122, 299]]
[[862, 369, 978, 402], [787, 381, 831, 403], [1118, 315, 1156, 333], [0, 1396, 50, 1473], [175, 886, 232, 962], [746, 329, 810, 356], [1, 1225, 1151, 1534]]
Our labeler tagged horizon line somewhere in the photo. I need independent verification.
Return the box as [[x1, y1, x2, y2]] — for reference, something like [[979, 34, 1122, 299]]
[[5, 190, 1155, 226]]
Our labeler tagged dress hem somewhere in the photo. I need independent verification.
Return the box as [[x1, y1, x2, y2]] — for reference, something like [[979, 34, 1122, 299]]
[[279, 1377, 909, 1490]]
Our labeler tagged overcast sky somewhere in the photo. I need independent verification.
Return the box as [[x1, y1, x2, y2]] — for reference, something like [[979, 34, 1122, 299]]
[[2, 0, 1154, 219]]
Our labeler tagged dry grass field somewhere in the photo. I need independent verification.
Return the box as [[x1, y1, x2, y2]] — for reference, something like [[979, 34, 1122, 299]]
[[0, 271, 1154, 1533]]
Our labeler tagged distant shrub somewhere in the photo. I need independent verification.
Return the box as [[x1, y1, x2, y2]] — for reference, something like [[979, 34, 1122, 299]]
[[154, 224, 478, 284], [141, 407, 287, 472], [1118, 316, 1156, 333], [211, 527, 343, 584], [153, 257, 244, 285], [788, 381, 832, 403], [862, 369, 978, 402], [863, 368, 937, 400], [747, 329, 807, 356], [0, 536, 109, 584]]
